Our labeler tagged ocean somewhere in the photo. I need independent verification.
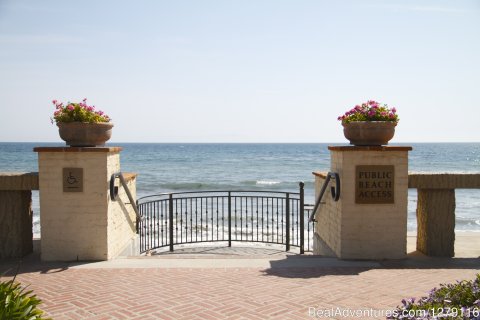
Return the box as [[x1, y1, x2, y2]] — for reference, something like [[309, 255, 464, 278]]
[[0, 142, 479, 236]]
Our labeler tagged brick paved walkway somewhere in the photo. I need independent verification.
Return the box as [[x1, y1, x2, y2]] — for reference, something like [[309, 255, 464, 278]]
[[2, 251, 479, 320]]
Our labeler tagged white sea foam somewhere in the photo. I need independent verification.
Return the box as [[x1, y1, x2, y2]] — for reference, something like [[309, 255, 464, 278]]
[[256, 180, 281, 185]]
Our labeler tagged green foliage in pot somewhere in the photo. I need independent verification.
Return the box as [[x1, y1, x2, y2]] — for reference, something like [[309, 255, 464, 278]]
[[0, 279, 50, 320]]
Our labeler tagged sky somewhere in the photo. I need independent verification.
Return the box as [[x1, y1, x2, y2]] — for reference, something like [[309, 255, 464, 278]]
[[0, 0, 479, 143]]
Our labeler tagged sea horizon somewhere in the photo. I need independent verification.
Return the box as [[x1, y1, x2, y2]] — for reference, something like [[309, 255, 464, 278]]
[[1, 141, 479, 144]]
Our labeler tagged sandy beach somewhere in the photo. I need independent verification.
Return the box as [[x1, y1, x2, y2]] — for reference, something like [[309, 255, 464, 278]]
[[407, 231, 480, 258]]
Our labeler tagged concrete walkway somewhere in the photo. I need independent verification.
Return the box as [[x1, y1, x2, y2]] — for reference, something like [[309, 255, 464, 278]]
[[1, 234, 479, 320]]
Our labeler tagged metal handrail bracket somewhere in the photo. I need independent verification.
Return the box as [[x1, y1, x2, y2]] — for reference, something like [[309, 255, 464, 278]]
[[309, 172, 340, 222], [110, 172, 142, 222]]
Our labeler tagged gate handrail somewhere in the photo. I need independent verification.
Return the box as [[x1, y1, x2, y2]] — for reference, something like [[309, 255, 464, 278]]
[[309, 172, 340, 222], [110, 172, 142, 221], [137, 189, 300, 202]]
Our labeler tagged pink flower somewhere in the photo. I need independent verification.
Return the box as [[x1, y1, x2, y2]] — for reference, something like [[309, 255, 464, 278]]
[[368, 110, 376, 117], [67, 105, 75, 111], [52, 99, 57, 105], [392, 107, 397, 113]]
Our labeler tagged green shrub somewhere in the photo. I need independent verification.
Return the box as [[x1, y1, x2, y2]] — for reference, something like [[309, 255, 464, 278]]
[[0, 279, 50, 320], [389, 274, 480, 319]]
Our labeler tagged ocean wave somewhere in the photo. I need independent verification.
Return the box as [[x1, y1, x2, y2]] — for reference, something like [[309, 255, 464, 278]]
[[256, 180, 281, 185], [140, 182, 242, 191], [240, 180, 283, 186]]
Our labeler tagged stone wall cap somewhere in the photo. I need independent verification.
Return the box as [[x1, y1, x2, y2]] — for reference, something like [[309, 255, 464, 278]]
[[312, 171, 328, 179], [312, 171, 480, 189], [328, 145, 412, 151], [409, 172, 480, 189], [0, 172, 39, 190], [33, 147, 123, 153], [122, 172, 138, 182]]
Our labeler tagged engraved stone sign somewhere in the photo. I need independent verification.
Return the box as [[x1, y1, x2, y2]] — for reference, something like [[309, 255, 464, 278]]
[[355, 165, 394, 204], [63, 168, 83, 192]]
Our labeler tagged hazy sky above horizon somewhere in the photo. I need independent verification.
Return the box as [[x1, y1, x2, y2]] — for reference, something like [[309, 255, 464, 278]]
[[0, 0, 479, 143]]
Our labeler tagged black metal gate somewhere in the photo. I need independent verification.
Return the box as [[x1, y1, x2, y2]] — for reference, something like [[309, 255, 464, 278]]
[[137, 182, 315, 254]]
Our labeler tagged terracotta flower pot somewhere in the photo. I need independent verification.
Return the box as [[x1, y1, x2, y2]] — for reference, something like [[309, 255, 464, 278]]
[[57, 122, 113, 147], [342, 121, 396, 146]]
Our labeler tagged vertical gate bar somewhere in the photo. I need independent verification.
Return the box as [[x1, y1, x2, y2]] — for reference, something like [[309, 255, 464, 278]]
[[163, 200, 166, 246], [190, 199, 193, 242], [136, 200, 139, 234], [147, 202, 150, 250], [175, 199, 178, 244], [307, 209, 311, 252], [180, 199, 183, 243], [256, 198, 259, 242], [211, 197, 214, 241], [195, 198, 198, 242], [251, 197, 254, 242], [138, 203, 142, 251], [139, 204, 143, 252], [276, 198, 279, 244], [160, 201, 162, 247], [200, 198, 203, 242], [260, 198, 263, 242], [293, 199, 296, 246], [240, 197, 243, 241], [169, 194, 174, 252], [150, 202, 153, 250], [300, 182, 305, 254], [234, 197, 237, 241], [158, 201, 161, 247], [164, 201, 167, 246], [155, 201, 158, 248], [266, 198, 270, 241], [162, 201, 165, 247], [228, 192, 232, 247], [204, 197, 207, 242], [222, 197, 225, 241], [312, 219, 316, 252], [216, 197, 219, 241], [286, 193, 290, 251]]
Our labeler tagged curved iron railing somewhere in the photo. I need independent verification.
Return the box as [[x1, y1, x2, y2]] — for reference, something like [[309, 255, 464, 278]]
[[137, 182, 316, 254]]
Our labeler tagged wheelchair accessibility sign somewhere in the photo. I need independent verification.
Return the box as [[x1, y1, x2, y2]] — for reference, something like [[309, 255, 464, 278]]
[[63, 168, 83, 192]]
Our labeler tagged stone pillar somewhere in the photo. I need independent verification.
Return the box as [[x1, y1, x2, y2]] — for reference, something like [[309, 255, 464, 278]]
[[0, 173, 39, 259], [313, 146, 412, 260], [416, 189, 455, 257], [34, 147, 137, 261]]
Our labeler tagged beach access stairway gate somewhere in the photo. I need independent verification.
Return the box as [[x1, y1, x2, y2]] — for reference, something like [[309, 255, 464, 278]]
[[136, 182, 316, 254]]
